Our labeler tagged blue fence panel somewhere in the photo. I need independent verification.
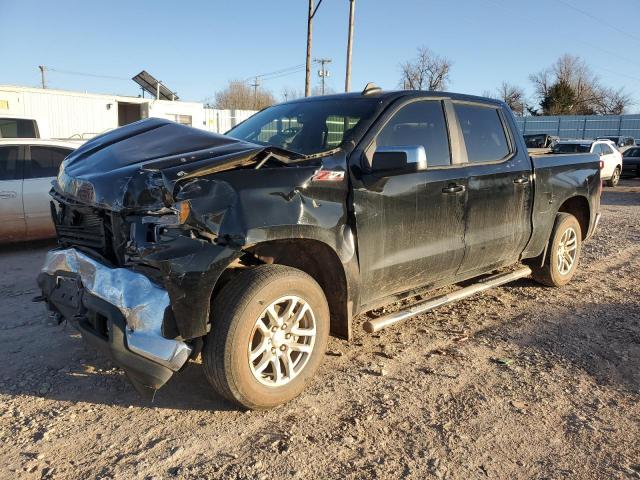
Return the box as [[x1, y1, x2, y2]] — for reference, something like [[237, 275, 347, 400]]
[[515, 114, 640, 140]]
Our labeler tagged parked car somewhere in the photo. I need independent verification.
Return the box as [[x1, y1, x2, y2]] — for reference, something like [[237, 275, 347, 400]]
[[622, 146, 640, 177], [38, 90, 601, 409], [596, 136, 635, 148], [523, 133, 559, 149], [0, 139, 81, 243], [0, 116, 42, 138], [552, 139, 622, 186]]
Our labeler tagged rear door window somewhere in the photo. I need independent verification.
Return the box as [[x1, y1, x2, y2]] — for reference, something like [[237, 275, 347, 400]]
[[592, 144, 603, 155], [0, 119, 38, 138], [0, 146, 23, 180], [27, 146, 71, 178], [454, 103, 510, 163], [600, 144, 614, 155]]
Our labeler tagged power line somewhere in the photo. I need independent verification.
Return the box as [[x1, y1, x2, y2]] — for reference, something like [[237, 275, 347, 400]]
[[46, 67, 130, 81], [245, 64, 306, 83], [556, 0, 640, 44]]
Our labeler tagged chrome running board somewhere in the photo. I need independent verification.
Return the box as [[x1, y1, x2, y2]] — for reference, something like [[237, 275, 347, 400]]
[[363, 267, 532, 333]]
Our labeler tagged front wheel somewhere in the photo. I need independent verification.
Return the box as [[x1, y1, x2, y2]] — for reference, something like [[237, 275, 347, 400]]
[[606, 166, 621, 187], [529, 213, 582, 287], [203, 265, 329, 409]]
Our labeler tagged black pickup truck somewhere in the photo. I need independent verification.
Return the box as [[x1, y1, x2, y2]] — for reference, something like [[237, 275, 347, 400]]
[[38, 88, 601, 409]]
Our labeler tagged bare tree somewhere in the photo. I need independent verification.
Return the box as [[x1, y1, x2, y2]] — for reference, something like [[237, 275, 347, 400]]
[[530, 54, 632, 115], [497, 82, 526, 116], [593, 86, 631, 115], [311, 85, 335, 97], [281, 86, 304, 102], [214, 80, 276, 110], [399, 46, 452, 91]]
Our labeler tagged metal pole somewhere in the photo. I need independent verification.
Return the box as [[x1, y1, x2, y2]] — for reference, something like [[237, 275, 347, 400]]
[[251, 77, 260, 109], [156, 81, 160, 100], [38, 65, 46, 89], [305, 0, 314, 97], [345, 0, 355, 92], [315, 58, 331, 95]]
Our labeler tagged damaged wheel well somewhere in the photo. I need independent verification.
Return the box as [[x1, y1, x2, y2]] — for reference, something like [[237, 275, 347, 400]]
[[213, 239, 351, 339], [558, 196, 590, 239]]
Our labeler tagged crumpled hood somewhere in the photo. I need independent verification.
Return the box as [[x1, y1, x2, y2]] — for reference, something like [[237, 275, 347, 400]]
[[55, 118, 268, 211]]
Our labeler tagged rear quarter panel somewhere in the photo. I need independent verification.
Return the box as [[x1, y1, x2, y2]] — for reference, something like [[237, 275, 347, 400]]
[[522, 153, 600, 259]]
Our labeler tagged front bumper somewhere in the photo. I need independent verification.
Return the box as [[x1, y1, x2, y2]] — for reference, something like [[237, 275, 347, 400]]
[[37, 248, 192, 396]]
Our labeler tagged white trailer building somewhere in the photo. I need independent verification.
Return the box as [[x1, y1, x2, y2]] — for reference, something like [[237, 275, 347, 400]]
[[0, 85, 255, 139]]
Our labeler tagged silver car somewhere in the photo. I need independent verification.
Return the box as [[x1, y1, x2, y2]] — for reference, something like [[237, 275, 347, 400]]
[[0, 139, 82, 243]]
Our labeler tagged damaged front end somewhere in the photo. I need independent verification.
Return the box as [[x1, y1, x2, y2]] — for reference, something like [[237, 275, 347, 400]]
[[38, 118, 346, 396], [38, 248, 191, 397]]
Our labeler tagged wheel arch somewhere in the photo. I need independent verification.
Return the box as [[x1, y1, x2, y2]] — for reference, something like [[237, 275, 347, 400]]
[[212, 238, 353, 340], [557, 195, 590, 240]]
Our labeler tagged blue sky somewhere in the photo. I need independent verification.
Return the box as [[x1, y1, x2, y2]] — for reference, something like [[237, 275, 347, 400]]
[[2, 0, 640, 111]]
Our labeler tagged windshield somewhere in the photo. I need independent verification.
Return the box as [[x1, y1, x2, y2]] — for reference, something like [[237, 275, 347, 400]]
[[552, 143, 591, 153], [524, 134, 546, 148], [226, 98, 380, 155]]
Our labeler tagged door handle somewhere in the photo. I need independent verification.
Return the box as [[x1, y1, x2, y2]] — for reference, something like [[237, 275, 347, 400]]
[[442, 184, 465, 194], [513, 176, 530, 185], [0, 191, 17, 199]]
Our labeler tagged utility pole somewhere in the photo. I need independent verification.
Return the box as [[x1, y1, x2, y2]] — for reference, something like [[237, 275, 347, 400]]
[[250, 76, 260, 109], [305, 0, 324, 97], [315, 58, 331, 95], [38, 65, 47, 89], [345, 0, 355, 92]]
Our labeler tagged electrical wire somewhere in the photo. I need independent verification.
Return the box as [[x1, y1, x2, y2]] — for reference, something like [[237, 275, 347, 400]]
[[46, 67, 130, 81], [556, 0, 640, 44]]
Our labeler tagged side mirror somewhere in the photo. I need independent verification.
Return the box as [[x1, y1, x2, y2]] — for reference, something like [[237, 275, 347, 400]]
[[371, 145, 427, 173]]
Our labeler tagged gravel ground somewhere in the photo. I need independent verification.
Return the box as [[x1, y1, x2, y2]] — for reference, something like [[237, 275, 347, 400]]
[[1, 180, 639, 480]]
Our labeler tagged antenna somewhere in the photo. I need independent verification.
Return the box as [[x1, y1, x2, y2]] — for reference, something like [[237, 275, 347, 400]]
[[361, 82, 382, 96]]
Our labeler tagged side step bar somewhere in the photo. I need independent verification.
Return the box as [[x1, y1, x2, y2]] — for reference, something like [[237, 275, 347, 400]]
[[363, 267, 532, 333]]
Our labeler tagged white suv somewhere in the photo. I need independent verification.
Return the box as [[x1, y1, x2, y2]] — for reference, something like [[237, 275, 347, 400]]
[[552, 139, 623, 187]]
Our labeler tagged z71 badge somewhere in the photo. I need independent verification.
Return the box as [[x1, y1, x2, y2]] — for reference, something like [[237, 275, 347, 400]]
[[312, 170, 345, 182]]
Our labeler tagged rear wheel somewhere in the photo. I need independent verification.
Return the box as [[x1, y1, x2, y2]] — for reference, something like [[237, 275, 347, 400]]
[[606, 166, 621, 187], [530, 213, 582, 287], [203, 265, 329, 409]]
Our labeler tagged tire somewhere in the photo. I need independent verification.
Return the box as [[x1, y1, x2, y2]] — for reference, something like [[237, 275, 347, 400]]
[[203, 264, 329, 409], [606, 166, 621, 187], [530, 213, 582, 287]]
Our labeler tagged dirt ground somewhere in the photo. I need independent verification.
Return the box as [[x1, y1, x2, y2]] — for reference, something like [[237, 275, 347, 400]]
[[1, 180, 639, 480]]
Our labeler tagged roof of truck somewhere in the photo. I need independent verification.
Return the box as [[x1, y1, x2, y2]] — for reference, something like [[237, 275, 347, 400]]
[[277, 89, 505, 107]]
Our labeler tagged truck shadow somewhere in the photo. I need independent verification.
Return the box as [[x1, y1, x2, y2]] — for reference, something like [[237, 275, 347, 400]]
[[1, 290, 636, 410], [0, 325, 240, 412]]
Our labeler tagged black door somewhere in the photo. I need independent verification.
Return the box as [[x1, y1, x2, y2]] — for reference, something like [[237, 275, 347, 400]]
[[452, 102, 533, 275], [351, 99, 467, 307]]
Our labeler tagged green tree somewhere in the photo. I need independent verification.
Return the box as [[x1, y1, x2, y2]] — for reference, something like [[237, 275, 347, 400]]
[[540, 80, 578, 115]]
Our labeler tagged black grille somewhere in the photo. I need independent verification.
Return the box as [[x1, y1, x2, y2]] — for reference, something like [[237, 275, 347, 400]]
[[51, 194, 125, 265], [55, 210, 106, 250]]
